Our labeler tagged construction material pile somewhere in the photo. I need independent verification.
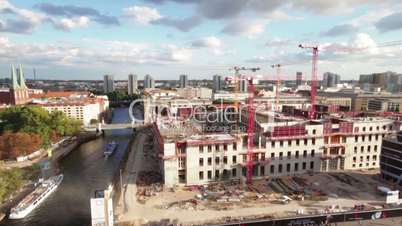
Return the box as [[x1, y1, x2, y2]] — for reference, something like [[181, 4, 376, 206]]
[[137, 171, 163, 186]]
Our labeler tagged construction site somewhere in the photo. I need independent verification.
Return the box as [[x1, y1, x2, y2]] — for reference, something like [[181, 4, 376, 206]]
[[116, 43, 402, 225]]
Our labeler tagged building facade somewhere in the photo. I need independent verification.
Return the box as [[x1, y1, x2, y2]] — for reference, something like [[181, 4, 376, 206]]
[[213, 75, 222, 92], [161, 116, 398, 187], [128, 74, 138, 95], [322, 72, 341, 88], [144, 74, 155, 89], [380, 131, 402, 185], [179, 74, 188, 88], [103, 75, 114, 94], [0, 64, 31, 105], [296, 72, 303, 87]]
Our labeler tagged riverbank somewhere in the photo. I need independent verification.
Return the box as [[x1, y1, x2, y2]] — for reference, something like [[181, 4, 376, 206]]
[[0, 131, 100, 223]]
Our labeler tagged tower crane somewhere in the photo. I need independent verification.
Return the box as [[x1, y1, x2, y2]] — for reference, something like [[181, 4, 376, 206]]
[[271, 64, 282, 112], [298, 44, 318, 120], [226, 68, 260, 185]]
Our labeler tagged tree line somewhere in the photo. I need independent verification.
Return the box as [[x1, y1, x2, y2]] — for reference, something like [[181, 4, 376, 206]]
[[0, 106, 82, 160]]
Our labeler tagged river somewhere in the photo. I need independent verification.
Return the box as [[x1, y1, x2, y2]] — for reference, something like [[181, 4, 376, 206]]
[[1, 107, 134, 226]]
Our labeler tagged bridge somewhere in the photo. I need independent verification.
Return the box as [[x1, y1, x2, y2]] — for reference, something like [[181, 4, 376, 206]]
[[84, 122, 148, 131]]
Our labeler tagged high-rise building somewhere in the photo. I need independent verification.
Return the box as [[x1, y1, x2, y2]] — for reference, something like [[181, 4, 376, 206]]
[[103, 75, 114, 94], [213, 75, 222, 92], [240, 79, 248, 93], [322, 72, 340, 88], [296, 72, 303, 87], [359, 71, 402, 93], [144, 74, 155, 89], [179, 74, 188, 88], [128, 74, 138, 95]]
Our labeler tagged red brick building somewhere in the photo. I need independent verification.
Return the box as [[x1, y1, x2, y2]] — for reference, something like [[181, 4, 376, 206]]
[[0, 65, 31, 105]]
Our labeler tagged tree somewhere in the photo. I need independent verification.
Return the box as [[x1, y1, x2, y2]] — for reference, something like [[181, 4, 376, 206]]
[[0, 131, 43, 159]]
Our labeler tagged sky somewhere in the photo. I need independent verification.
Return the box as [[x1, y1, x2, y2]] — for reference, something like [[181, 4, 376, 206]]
[[0, 0, 402, 80]]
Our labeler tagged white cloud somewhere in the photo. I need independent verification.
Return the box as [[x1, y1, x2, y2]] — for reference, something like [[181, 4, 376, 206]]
[[54, 16, 90, 31], [191, 36, 222, 48], [0, 36, 192, 67], [123, 5, 162, 25], [222, 19, 265, 38]]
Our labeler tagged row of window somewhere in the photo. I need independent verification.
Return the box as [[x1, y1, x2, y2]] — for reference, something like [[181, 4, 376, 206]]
[[352, 155, 378, 163], [198, 161, 316, 180], [263, 138, 316, 148], [354, 125, 392, 133], [198, 150, 316, 167], [353, 145, 378, 154], [352, 162, 376, 168], [354, 134, 384, 142]]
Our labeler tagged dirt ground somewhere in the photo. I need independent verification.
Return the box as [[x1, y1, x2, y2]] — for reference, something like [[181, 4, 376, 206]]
[[117, 166, 398, 225]]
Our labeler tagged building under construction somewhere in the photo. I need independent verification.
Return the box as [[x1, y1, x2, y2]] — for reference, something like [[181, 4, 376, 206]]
[[143, 88, 401, 187]]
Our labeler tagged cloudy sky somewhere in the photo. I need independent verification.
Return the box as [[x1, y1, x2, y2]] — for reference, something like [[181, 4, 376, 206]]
[[1, 0, 402, 80]]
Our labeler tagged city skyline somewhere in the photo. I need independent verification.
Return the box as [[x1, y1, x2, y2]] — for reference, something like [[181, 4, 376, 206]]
[[0, 0, 402, 80]]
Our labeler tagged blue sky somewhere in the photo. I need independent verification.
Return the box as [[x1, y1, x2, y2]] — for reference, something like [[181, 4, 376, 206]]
[[0, 0, 402, 80]]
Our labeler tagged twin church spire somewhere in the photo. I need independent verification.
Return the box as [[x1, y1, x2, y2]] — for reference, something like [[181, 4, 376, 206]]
[[10, 64, 27, 90]]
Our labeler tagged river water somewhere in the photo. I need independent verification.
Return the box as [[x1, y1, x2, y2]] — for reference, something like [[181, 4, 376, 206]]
[[1, 107, 133, 226]]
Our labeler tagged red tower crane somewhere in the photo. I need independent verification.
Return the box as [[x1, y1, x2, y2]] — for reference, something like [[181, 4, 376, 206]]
[[299, 44, 318, 120], [226, 68, 260, 184]]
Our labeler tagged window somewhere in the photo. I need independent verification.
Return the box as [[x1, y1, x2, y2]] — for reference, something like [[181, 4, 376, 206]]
[[355, 136, 358, 142], [302, 162, 306, 170], [261, 153, 265, 161], [362, 136, 365, 142], [199, 171, 204, 180], [223, 156, 228, 164], [366, 155, 370, 161], [215, 157, 220, 164], [286, 163, 291, 172], [304, 139, 308, 145], [279, 152, 283, 159], [353, 157, 356, 163], [232, 168, 237, 177], [288, 140, 291, 146], [361, 146, 364, 153], [310, 161, 314, 170], [369, 127, 372, 131], [360, 156, 363, 162], [294, 163, 299, 172], [383, 125, 386, 130], [271, 141, 275, 148], [215, 170, 219, 179], [280, 141, 283, 147], [295, 151, 299, 158], [354, 146, 357, 154], [271, 153, 275, 158], [215, 144, 220, 151], [312, 129, 316, 135], [223, 144, 228, 151], [233, 142, 237, 151], [287, 151, 291, 159], [278, 164, 283, 173], [368, 135, 372, 142], [373, 155, 377, 161], [312, 138, 316, 145], [352, 164, 356, 168], [243, 155, 247, 163], [363, 127, 366, 132], [232, 156, 237, 164], [207, 170, 212, 179], [260, 166, 265, 176], [208, 157, 212, 166], [270, 165, 275, 173], [374, 145, 378, 152], [199, 145, 204, 153], [208, 145, 212, 152], [375, 135, 379, 141], [296, 140, 300, 146], [367, 146, 371, 152], [199, 158, 204, 166], [376, 126, 379, 131], [311, 149, 315, 157], [303, 150, 307, 158]]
